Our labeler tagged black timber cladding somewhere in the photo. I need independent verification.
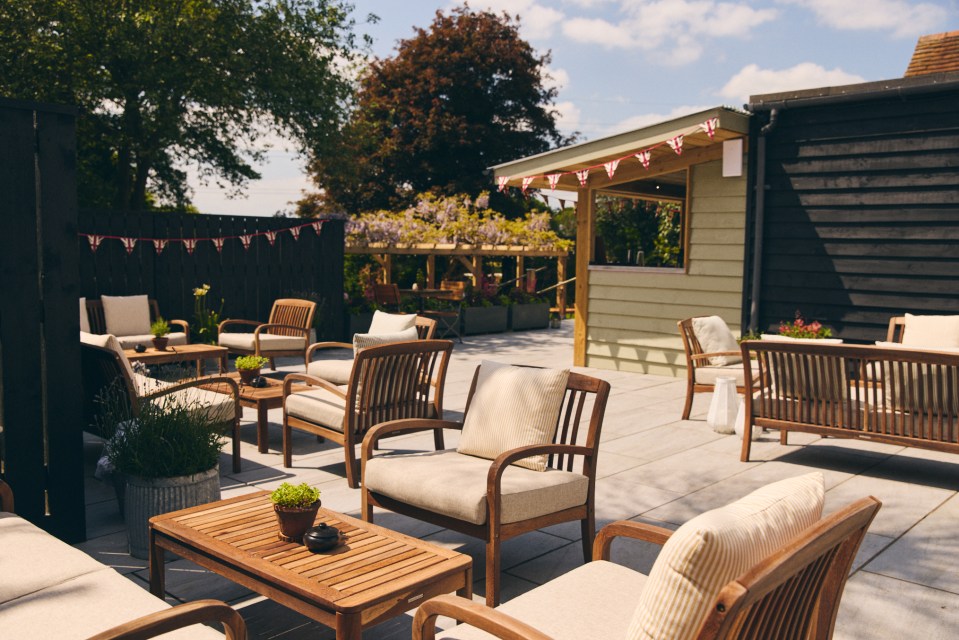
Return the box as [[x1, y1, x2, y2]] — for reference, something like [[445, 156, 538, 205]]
[[748, 84, 959, 343]]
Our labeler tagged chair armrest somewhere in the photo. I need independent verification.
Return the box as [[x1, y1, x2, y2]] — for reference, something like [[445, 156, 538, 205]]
[[142, 375, 239, 400], [218, 318, 260, 333], [253, 323, 310, 337], [282, 372, 346, 399], [86, 599, 247, 640], [306, 341, 353, 362], [362, 418, 464, 461], [412, 594, 552, 640], [167, 319, 190, 339], [593, 520, 674, 561], [486, 444, 593, 496], [0, 479, 13, 512]]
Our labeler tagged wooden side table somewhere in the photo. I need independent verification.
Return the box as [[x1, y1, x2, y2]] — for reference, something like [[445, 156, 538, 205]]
[[124, 343, 228, 377]]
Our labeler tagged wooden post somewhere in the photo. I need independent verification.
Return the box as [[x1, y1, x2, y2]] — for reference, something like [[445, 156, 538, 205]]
[[574, 188, 593, 367], [372, 254, 392, 284], [426, 254, 436, 289], [472, 255, 483, 286], [557, 256, 567, 318], [516, 256, 525, 286]]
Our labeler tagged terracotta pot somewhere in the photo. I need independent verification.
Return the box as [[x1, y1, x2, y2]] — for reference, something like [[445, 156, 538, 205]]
[[238, 368, 260, 385], [274, 501, 321, 542], [151, 336, 169, 351]]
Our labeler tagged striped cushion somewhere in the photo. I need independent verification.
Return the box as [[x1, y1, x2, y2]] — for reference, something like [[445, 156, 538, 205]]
[[101, 294, 151, 337], [627, 472, 825, 640], [457, 361, 569, 471], [352, 327, 418, 354], [368, 310, 417, 334]]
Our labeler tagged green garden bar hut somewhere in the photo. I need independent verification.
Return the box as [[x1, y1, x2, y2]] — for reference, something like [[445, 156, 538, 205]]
[[493, 107, 751, 374]]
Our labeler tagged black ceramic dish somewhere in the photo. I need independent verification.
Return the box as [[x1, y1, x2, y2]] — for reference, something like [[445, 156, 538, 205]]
[[303, 523, 342, 552]]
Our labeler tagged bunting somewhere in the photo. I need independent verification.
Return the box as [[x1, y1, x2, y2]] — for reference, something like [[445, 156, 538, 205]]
[[87, 235, 104, 253], [547, 173, 561, 191], [120, 237, 137, 255], [152, 239, 168, 255], [575, 169, 590, 187], [311, 220, 324, 233], [635, 150, 651, 169], [182, 239, 198, 255], [667, 134, 684, 155], [289, 226, 301, 241], [603, 159, 620, 179], [240, 234, 253, 250], [521, 176, 534, 193], [264, 230, 277, 246], [700, 117, 718, 139], [497, 176, 510, 192], [212, 237, 225, 253]]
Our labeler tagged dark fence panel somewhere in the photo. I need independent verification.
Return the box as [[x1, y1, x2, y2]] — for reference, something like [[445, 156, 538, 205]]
[[78, 212, 344, 341], [0, 99, 85, 542]]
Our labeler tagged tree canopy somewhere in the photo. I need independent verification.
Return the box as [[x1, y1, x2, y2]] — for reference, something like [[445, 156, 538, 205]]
[[0, 0, 362, 210], [306, 5, 571, 214]]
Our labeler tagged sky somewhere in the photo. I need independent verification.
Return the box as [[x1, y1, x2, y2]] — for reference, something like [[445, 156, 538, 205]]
[[188, 0, 957, 216]]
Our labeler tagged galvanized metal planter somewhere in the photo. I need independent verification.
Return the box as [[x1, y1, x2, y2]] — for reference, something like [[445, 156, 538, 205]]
[[461, 306, 508, 335], [509, 302, 550, 331]]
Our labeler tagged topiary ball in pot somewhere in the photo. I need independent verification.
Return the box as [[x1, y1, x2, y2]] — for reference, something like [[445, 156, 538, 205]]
[[270, 482, 321, 542]]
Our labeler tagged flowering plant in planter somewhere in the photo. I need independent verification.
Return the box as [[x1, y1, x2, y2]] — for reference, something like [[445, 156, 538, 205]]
[[778, 313, 833, 339], [193, 284, 224, 344]]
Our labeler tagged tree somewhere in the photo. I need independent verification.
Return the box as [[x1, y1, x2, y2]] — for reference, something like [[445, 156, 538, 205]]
[[0, 0, 361, 210], [306, 5, 570, 214]]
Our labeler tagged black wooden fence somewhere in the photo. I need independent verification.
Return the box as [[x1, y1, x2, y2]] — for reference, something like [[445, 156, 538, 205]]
[[78, 211, 344, 341], [0, 98, 85, 542]]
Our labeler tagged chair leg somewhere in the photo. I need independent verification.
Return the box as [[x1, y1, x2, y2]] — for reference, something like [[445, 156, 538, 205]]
[[231, 416, 241, 474], [269, 357, 276, 371], [580, 517, 595, 563], [282, 416, 293, 468], [433, 428, 445, 450], [681, 382, 694, 420], [781, 430, 788, 445], [344, 445, 359, 489], [361, 489, 373, 523], [485, 537, 501, 607]]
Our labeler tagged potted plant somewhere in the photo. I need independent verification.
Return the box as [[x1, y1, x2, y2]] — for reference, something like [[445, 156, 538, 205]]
[[150, 317, 171, 350], [270, 482, 321, 542], [461, 277, 509, 335], [96, 385, 228, 559], [508, 288, 550, 331], [761, 312, 842, 344], [235, 355, 269, 384]]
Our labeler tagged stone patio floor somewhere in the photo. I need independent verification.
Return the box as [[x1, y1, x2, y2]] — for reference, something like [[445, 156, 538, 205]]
[[78, 322, 959, 639]]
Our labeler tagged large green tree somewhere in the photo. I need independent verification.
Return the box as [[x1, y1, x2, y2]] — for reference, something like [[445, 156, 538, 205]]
[[0, 0, 362, 210], [306, 5, 570, 214]]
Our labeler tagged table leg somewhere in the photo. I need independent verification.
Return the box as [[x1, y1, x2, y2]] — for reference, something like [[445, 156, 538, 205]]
[[197, 357, 205, 377], [257, 402, 269, 453], [335, 612, 363, 640], [149, 529, 165, 597], [457, 566, 473, 598]]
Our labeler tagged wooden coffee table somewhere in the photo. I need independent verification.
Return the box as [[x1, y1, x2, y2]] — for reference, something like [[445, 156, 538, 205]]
[[124, 343, 228, 377], [149, 492, 472, 639], [202, 372, 284, 453]]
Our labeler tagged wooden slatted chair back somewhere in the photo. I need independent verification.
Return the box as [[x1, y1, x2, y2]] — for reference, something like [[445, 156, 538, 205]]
[[886, 316, 906, 343], [678, 316, 706, 362], [373, 284, 403, 307], [85, 298, 164, 335], [266, 298, 316, 336], [697, 496, 881, 640], [415, 316, 437, 340]]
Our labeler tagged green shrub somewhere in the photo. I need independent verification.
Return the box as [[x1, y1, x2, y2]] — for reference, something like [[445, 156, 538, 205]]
[[150, 317, 170, 338], [235, 355, 269, 371], [270, 482, 320, 508]]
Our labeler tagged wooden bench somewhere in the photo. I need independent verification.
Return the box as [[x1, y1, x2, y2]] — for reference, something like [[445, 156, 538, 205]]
[[741, 340, 959, 462]]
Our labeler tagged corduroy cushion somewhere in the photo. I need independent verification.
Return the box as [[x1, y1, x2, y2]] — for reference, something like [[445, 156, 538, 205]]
[[101, 294, 151, 337], [79, 297, 90, 333], [368, 310, 417, 334], [285, 387, 347, 430], [218, 332, 306, 352], [81, 331, 138, 387], [691, 316, 740, 366], [903, 313, 959, 348], [307, 358, 354, 386], [352, 327, 418, 355], [115, 332, 188, 349], [457, 361, 569, 471], [627, 472, 825, 640], [364, 449, 589, 525]]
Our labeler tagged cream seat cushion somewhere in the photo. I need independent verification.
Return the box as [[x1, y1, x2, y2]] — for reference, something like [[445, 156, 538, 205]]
[[218, 332, 306, 352], [627, 472, 825, 640], [101, 294, 151, 338], [115, 332, 188, 350], [285, 387, 347, 430], [79, 297, 90, 333], [81, 331, 137, 385], [353, 327, 419, 354], [903, 313, 959, 348], [364, 449, 589, 525], [457, 361, 569, 471], [691, 316, 740, 366], [368, 310, 417, 334], [134, 373, 236, 422], [438, 560, 648, 640], [306, 357, 354, 386]]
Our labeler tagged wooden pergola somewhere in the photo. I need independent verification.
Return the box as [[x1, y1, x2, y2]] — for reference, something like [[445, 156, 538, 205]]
[[346, 242, 570, 313]]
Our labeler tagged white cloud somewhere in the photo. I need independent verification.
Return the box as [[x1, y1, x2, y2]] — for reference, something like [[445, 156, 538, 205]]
[[718, 62, 866, 104], [554, 100, 583, 133], [607, 104, 715, 134], [461, 1, 565, 40], [782, 0, 949, 38], [543, 65, 571, 92], [563, 0, 777, 63]]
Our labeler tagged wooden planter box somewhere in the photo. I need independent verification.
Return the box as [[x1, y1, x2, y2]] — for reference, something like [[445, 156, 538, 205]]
[[347, 312, 373, 337], [462, 306, 508, 335], [509, 302, 550, 331]]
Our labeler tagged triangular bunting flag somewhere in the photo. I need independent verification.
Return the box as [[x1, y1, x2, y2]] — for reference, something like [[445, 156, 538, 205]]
[[182, 238, 198, 255], [575, 169, 589, 187], [311, 220, 323, 233], [667, 135, 684, 155], [546, 173, 561, 191], [700, 117, 718, 139], [635, 150, 651, 169], [120, 237, 137, 255], [264, 230, 277, 246], [152, 239, 168, 255], [212, 238, 225, 253], [604, 159, 620, 179], [559, 199, 567, 210], [521, 176, 534, 193], [240, 235, 253, 250], [86, 234, 104, 253], [497, 176, 510, 192], [289, 225, 301, 241]]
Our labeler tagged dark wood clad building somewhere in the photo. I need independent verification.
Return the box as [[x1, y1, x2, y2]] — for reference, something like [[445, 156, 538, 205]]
[[744, 63, 959, 342]]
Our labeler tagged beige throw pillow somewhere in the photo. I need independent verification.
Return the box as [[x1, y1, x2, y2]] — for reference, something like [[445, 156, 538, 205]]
[[691, 316, 741, 366], [101, 295, 151, 337], [368, 310, 417, 334], [352, 327, 419, 355], [79, 297, 91, 333], [902, 313, 959, 348], [457, 361, 570, 471], [627, 472, 824, 640]]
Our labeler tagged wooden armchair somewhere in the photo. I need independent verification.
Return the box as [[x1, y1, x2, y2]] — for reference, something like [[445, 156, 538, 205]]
[[373, 283, 404, 310], [85, 297, 190, 348], [361, 367, 611, 607], [218, 298, 316, 369], [283, 339, 454, 488], [306, 314, 436, 385], [678, 316, 752, 420], [414, 482, 881, 640], [80, 334, 242, 473]]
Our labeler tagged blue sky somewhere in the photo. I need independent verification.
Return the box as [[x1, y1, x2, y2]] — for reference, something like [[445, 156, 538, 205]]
[[189, 0, 957, 216]]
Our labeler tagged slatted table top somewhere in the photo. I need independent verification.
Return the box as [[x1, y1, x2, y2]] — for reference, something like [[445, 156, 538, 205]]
[[150, 491, 471, 613]]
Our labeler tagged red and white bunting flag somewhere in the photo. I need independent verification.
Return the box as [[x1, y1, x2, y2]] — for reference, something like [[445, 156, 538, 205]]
[[558, 199, 567, 210], [521, 176, 534, 193], [120, 237, 137, 255], [604, 159, 620, 179], [547, 173, 561, 191], [289, 225, 301, 241], [635, 150, 651, 169], [86, 234, 104, 253], [264, 230, 277, 246], [211, 237, 225, 253], [575, 169, 590, 187], [311, 220, 324, 234], [700, 117, 719, 139], [667, 135, 684, 155], [240, 235, 253, 250], [497, 176, 510, 192], [182, 238, 198, 255], [152, 239, 168, 255]]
